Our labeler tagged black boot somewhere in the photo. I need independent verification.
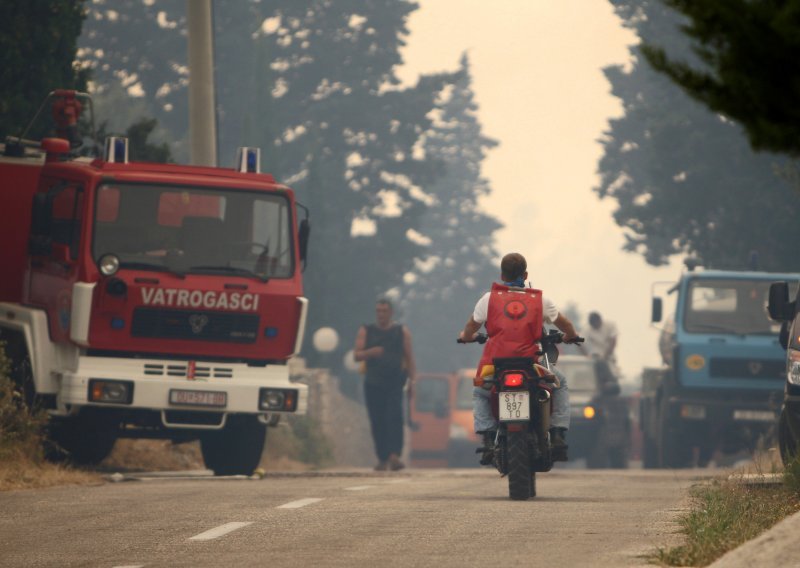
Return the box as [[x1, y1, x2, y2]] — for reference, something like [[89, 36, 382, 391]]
[[550, 427, 568, 462], [476, 430, 496, 466]]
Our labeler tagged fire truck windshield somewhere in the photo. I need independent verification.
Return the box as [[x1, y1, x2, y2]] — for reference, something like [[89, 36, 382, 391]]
[[93, 183, 294, 279]]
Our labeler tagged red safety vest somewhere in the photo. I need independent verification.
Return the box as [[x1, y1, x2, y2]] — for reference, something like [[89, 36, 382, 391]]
[[477, 283, 544, 374]]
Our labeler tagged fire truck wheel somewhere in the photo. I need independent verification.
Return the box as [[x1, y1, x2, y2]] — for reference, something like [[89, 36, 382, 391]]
[[48, 417, 118, 466], [200, 414, 266, 476]]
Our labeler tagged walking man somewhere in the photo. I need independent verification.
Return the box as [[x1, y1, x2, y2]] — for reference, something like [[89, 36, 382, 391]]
[[583, 311, 620, 378], [354, 299, 416, 471]]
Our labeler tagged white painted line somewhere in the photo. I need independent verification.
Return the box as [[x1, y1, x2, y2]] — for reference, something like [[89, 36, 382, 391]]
[[277, 498, 323, 509], [344, 485, 374, 491], [189, 522, 253, 541]]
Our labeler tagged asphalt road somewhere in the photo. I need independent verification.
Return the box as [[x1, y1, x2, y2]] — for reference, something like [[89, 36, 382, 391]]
[[0, 468, 707, 568]]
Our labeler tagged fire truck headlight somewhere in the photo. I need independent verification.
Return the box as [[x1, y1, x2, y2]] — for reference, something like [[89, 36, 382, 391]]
[[259, 388, 298, 411], [99, 254, 120, 276], [88, 379, 134, 404]]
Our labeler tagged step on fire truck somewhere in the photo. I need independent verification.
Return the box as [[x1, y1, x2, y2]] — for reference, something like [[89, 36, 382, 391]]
[[0, 91, 311, 475]]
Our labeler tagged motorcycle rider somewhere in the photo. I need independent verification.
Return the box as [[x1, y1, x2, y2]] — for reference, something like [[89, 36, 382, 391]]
[[459, 252, 579, 463]]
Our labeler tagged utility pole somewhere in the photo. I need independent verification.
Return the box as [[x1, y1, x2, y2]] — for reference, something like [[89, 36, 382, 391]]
[[186, 0, 217, 167]]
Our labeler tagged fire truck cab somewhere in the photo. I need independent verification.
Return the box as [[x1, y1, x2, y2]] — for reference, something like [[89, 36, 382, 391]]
[[0, 91, 310, 475]]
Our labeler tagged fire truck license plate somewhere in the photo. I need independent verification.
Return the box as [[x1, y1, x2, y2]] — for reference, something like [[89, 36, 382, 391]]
[[499, 391, 530, 421], [169, 389, 227, 408]]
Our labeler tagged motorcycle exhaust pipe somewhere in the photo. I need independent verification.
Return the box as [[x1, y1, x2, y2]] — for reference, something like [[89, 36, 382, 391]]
[[537, 389, 551, 403]]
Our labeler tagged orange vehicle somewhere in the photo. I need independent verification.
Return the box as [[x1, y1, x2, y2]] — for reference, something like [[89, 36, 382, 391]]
[[409, 373, 453, 467], [446, 369, 481, 466], [409, 370, 480, 467]]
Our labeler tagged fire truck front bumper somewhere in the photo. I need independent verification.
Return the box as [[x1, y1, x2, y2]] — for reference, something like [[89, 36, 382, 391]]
[[56, 356, 308, 421]]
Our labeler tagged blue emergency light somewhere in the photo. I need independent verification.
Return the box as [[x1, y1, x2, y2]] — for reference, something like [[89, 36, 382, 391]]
[[104, 136, 129, 164], [236, 147, 261, 173]]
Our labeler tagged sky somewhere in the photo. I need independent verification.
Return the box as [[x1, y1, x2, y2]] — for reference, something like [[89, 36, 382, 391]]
[[397, 0, 679, 378]]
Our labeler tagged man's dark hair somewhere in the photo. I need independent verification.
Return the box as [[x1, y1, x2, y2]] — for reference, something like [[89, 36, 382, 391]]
[[589, 312, 602, 325], [501, 253, 527, 282], [376, 298, 393, 310]]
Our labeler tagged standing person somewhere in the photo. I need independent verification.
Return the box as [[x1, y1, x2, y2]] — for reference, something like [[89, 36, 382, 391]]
[[583, 311, 620, 377], [459, 253, 579, 463], [354, 299, 416, 471]]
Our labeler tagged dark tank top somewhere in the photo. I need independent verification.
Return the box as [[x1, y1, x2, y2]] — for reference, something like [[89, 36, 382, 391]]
[[364, 323, 406, 384]]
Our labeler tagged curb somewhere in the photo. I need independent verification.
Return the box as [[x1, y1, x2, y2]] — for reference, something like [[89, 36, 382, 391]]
[[709, 508, 800, 567]]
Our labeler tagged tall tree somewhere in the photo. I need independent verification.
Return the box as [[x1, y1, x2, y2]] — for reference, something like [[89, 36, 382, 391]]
[[77, 0, 186, 147], [0, 1, 88, 139], [641, 0, 800, 156], [401, 55, 501, 373], [598, 1, 800, 271]]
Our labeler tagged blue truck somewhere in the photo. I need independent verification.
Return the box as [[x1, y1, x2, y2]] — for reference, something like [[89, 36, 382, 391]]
[[640, 267, 797, 468]]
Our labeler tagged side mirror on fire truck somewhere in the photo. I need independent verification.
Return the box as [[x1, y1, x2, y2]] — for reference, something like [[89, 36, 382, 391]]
[[298, 218, 310, 266]]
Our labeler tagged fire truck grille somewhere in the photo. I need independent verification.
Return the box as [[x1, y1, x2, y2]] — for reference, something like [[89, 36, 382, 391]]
[[143, 363, 234, 379], [708, 358, 784, 380], [131, 308, 259, 344]]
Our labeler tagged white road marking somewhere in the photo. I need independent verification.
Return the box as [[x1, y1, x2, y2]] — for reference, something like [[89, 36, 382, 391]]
[[344, 485, 374, 491], [189, 522, 253, 541], [277, 498, 323, 509]]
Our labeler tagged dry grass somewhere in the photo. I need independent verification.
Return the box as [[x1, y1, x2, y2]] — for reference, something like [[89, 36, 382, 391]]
[[652, 452, 800, 567], [100, 439, 204, 472], [0, 445, 100, 492]]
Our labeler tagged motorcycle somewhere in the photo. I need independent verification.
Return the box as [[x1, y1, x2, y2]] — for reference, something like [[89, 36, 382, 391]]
[[458, 330, 584, 500]]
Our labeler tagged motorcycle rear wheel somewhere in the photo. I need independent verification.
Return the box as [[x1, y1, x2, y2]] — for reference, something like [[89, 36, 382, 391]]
[[507, 430, 533, 500]]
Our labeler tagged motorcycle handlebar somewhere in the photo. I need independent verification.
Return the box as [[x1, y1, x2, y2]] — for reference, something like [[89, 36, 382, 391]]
[[457, 333, 488, 345], [542, 330, 584, 345], [458, 332, 583, 346]]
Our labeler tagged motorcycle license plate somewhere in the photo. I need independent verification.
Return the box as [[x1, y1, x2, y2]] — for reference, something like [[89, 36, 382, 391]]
[[499, 391, 530, 421]]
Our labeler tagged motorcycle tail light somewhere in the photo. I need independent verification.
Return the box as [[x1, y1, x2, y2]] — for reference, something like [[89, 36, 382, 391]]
[[503, 372, 524, 387]]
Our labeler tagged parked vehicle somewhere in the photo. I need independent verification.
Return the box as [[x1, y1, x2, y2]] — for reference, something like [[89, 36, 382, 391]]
[[559, 355, 631, 468], [0, 90, 311, 475], [409, 373, 453, 468], [460, 331, 584, 500], [446, 369, 482, 467], [766, 281, 800, 464], [641, 265, 795, 468]]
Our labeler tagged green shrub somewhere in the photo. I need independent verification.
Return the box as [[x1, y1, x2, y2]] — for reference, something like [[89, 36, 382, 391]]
[[784, 451, 800, 495], [0, 341, 46, 461], [289, 416, 334, 467]]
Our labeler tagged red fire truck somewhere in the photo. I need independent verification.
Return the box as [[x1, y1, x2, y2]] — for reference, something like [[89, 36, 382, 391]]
[[0, 91, 311, 475]]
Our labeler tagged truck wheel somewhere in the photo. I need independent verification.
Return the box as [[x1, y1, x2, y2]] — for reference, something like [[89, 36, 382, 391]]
[[586, 443, 607, 469], [607, 446, 629, 469], [657, 397, 692, 468], [642, 437, 659, 469], [507, 431, 533, 501], [779, 409, 798, 466], [201, 414, 266, 476], [658, 413, 691, 468], [49, 417, 117, 466]]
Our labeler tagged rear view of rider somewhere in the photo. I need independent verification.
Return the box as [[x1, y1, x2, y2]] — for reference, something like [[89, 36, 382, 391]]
[[459, 253, 579, 463]]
